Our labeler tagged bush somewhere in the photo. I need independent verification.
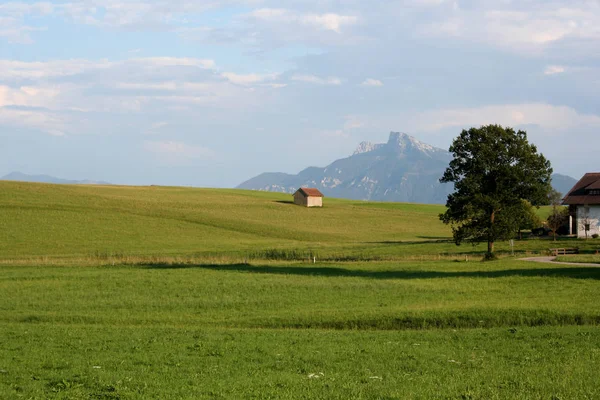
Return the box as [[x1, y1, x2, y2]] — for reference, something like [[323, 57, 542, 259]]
[[593, 234, 599, 239]]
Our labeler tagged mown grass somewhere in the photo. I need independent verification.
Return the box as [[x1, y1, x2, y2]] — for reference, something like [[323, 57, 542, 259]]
[[556, 254, 600, 264], [1, 260, 600, 398], [2, 323, 599, 399], [1, 181, 599, 398], [0, 180, 575, 263]]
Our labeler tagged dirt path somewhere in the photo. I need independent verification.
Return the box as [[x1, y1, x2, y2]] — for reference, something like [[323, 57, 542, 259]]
[[520, 256, 600, 267]]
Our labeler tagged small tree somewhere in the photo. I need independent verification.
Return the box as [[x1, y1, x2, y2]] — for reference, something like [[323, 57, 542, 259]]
[[579, 207, 592, 240], [546, 190, 568, 241], [440, 125, 552, 259], [516, 200, 542, 240]]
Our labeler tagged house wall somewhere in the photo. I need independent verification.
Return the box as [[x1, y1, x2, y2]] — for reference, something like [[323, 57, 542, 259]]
[[306, 196, 323, 207], [576, 205, 600, 238], [293, 192, 308, 206]]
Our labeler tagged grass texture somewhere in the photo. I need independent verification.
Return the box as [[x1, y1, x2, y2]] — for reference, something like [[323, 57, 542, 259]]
[[1, 181, 599, 398]]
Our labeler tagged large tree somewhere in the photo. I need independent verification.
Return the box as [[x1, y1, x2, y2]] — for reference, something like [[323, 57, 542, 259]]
[[439, 125, 552, 259]]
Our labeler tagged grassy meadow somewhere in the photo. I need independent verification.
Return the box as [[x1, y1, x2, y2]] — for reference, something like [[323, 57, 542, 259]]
[[1, 181, 600, 399]]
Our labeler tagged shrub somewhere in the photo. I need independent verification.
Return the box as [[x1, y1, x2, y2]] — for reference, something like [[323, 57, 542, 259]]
[[592, 233, 599, 239]]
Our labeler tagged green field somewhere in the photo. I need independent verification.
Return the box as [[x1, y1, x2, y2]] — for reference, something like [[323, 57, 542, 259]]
[[1, 181, 599, 399]]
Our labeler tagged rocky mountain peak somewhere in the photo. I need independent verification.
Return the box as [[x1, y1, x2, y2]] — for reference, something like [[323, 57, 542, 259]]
[[237, 131, 575, 204], [387, 131, 440, 154], [353, 141, 384, 155]]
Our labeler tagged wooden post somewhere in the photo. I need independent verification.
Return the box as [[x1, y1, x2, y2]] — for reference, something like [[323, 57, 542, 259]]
[[569, 215, 573, 235]]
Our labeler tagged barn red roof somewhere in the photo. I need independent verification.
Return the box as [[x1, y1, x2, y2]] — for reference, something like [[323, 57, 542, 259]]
[[562, 173, 600, 205], [296, 188, 324, 197]]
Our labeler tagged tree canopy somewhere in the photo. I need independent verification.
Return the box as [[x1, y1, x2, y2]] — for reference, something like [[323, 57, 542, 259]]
[[439, 125, 552, 258]]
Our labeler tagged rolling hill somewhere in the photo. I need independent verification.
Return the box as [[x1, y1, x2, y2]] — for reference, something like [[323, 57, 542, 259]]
[[1, 171, 111, 185], [0, 181, 566, 263], [0, 180, 450, 260]]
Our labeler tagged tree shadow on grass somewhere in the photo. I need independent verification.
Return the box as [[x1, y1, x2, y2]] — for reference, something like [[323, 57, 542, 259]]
[[416, 235, 453, 240], [141, 263, 600, 280], [368, 240, 452, 245]]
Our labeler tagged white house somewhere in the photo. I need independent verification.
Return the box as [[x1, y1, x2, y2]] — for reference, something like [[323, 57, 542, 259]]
[[562, 173, 600, 238]]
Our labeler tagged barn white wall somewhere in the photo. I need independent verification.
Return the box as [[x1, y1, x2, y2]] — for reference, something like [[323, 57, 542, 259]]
[[307, 197, 323, 207]]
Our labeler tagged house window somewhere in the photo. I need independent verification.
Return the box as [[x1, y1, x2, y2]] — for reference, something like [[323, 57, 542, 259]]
[[589, 189, 600, 195]]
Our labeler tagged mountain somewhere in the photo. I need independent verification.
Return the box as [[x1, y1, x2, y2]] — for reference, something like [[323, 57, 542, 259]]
[[237, 132, 578, 204], [550, 173, 578, 197], [238, 132, 454, 204], [1, 171, 111, 185]]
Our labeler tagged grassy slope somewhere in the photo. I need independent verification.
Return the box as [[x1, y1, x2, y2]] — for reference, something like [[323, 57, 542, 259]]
[[1, 181, 599, 399], [0, 181, 580, 262], [0, 181, 450, 259]]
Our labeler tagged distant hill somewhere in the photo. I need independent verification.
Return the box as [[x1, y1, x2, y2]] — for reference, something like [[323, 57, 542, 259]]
[[237, 132, 577, 204], [550, 173, 578, 197], [1, 171, 111, 185]]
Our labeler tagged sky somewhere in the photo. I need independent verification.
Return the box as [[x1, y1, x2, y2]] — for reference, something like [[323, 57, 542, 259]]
[[1, 0, 599, 187]]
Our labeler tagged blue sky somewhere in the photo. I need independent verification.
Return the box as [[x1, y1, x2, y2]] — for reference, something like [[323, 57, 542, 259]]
[[1, 0, 599, 187]]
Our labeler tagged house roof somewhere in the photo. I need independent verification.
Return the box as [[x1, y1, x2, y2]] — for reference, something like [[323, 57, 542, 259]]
[[562, 173, 600, 205], [295, 187, 324, 197]]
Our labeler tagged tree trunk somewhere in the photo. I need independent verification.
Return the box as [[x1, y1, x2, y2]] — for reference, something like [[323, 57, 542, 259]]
[[487, 210, 495, 256]]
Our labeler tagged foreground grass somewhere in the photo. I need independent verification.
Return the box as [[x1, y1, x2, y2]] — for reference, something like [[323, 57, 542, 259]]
[[1, 260, 600, 398], [2, 260, 600, 330], [2, 182, 599, 398], [556, 254, 600, 264], [2, 324, 598, 399]]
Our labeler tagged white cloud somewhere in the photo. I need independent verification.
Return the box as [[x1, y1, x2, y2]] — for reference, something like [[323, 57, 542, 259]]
[[221, 72, 280, 86], [544, 65, 566, 75], [292, 74, 342, 85], [248, 8, 358, 33], [419, 1, 600, 53], [321, 129, 348, 138], [321, 115, 366, 140], [0, 107, 68, 136], [143, 140, 215, 164], [0, 56, 280, 139], [410, 103, 600, 133], [361, 78, 383, 87], [0, 84, 62, 108], [0, 18, 46, 44], [343, 115, 364, 130], [133, 57, 215, 69], [302, 13, 359, 34], [0, 57, 214, 82]]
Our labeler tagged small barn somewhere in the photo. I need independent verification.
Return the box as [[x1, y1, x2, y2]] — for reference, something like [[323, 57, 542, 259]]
[[293, 188, 324, 207]]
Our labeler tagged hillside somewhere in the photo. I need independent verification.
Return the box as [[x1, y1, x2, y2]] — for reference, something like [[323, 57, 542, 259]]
[[551, 173, 578, 196], [0, 181, 452, 260], [1, 181, 573, 263], [238, 132, 577, 204], [1, 171, 111, 185]]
